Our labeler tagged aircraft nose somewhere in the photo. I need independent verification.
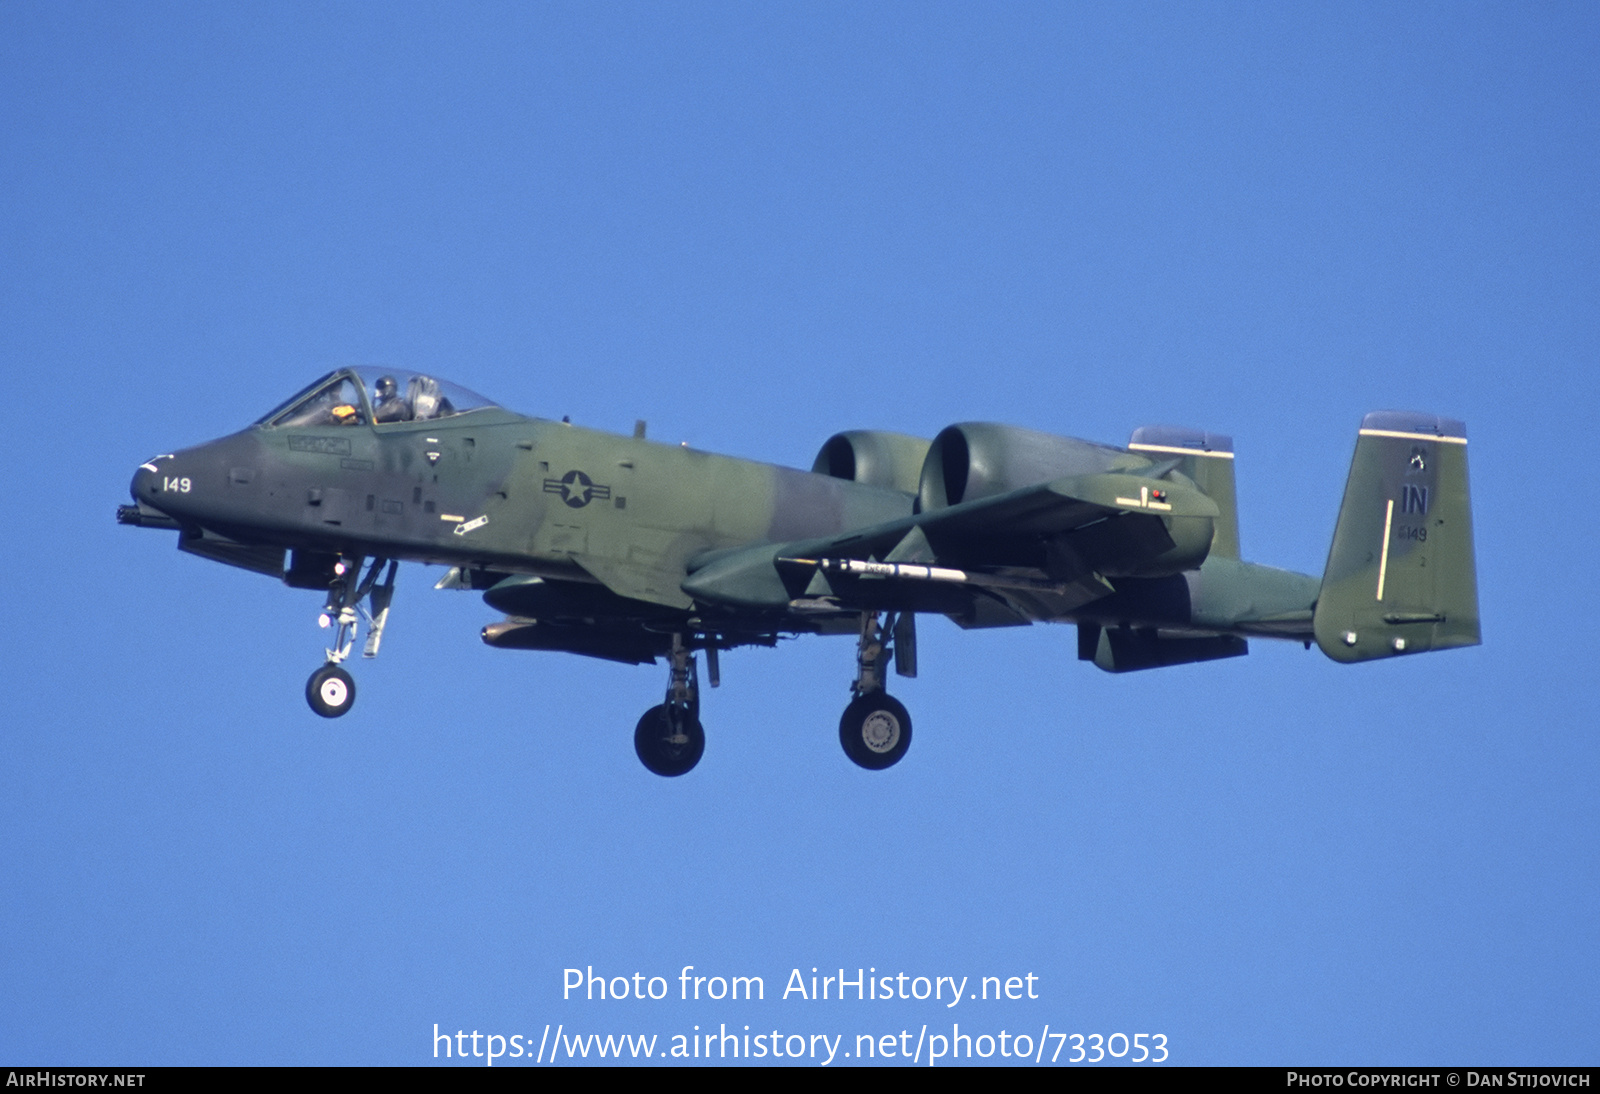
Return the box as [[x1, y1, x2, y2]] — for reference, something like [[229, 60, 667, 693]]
[[119, 456, 182, 528], [130, 463, 154, 502], [130, 456, 168, 504]]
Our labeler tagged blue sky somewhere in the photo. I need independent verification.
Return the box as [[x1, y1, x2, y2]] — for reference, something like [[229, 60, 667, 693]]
[[2, 2, 1596, 1066]]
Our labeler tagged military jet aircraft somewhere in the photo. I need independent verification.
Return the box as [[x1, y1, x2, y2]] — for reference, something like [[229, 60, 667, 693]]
[[119, 367, 1479, 776]]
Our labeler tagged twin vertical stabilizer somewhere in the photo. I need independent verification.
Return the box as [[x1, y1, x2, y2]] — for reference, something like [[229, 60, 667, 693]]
[[1313, 411, 1480, 662], [1128, 425, 1240, 559]]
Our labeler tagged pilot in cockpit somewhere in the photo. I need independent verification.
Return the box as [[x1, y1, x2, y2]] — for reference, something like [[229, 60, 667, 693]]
[[372, 375, 414, 423]]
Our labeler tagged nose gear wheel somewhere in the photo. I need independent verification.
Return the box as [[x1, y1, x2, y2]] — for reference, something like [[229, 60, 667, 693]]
[[302, 555, 399, 718], [306, 664, 356, 718]]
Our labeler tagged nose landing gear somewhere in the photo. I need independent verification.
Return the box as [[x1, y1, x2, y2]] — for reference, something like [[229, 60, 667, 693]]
[[304, 556, 397, 718]]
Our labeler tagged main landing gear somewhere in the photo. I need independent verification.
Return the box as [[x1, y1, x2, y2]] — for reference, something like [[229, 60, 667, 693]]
[[838, 611, 915, 770], [628, 615, 916, 776], [304, 555, 398, 718], [634, 634, 706, 777]]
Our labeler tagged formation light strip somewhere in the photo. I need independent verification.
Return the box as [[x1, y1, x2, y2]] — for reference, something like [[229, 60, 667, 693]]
[[1359, 428, 1467, 445], [1128, 443, 1234, 459]]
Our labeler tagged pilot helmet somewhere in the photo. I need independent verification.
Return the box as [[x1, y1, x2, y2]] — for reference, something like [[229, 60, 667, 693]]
[[375, 375, 399, 398]]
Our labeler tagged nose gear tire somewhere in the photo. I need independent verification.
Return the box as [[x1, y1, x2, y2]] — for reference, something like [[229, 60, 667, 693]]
[[839, 693, 912, 770], [306, 665, 356, 718]]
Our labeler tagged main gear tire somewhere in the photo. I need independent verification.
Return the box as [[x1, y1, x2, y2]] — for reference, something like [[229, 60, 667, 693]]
[[634, 704, 705, 777], [839, 692, 912, 770]]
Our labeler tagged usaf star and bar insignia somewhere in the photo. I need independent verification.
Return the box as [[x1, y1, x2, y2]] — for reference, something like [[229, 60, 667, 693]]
[[543, 469, 612, 509]]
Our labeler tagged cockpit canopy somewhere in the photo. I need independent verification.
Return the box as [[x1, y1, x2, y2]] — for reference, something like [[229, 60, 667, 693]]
[[256, 368, 498, 429]]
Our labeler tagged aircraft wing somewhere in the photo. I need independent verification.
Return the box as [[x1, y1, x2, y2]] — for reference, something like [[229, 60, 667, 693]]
[[683, 470, 1220, 625]]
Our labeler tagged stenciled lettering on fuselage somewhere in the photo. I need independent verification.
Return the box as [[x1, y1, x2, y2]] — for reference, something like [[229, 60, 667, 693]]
[[543, 469, 612, 509], [288, 435, 353, 456]]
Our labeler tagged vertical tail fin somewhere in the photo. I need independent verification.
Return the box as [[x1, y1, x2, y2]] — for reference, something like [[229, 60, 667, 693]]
[[1129, 425, 1239, 558], [1313, 412, 1480, 663]]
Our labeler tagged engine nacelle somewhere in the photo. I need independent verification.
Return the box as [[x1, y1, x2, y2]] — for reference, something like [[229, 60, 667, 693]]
[[918, 423, 1214, 576], [917, 423, 1135, 510], [812, 430, 931, 496]]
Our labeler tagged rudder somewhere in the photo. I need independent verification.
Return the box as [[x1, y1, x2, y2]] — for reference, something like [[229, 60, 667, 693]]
[[1314, 411, 1480, 663]]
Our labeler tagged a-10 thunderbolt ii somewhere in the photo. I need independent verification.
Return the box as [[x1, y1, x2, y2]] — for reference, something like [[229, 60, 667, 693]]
[[119, 367, 1479, 776]]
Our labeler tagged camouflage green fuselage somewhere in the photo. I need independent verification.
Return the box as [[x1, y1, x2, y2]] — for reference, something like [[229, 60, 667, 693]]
[[133, 408, 913, 610], [127, 378, 1476, 681]]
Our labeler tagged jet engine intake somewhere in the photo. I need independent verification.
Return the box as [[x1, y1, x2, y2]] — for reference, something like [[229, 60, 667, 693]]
[[917, 423, 1136, 511], [812, 431, 931, 496]]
